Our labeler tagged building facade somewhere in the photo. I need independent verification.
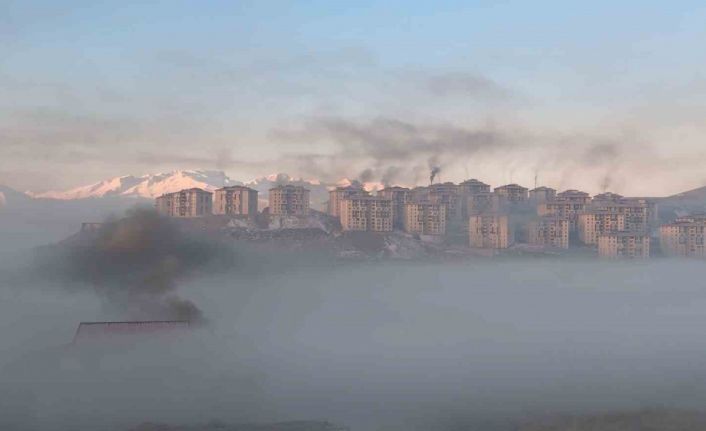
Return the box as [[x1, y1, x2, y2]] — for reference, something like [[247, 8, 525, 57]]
[[339, 196, 393, 232], [598, 232, 650, 259], [467, 191, 501, 215], [328, 184, 369, 218], [527, 217, 569, 249], [403, 202, 447, 236], [458, 178, 491, 195], [469, 214, 513, 249], [269, 185, 310, 216], [155, 188, 213, 217], [494, 184, 529, 203], [556, 189, 591, 204], [590, 198, 655, 233], [529, 186, 557, 205], [378, 186, 411, 229], [428, 182, 462, 221], [577, 210, 626, 245], [213, 186, 258, 217], [659, 215, 706, 258]]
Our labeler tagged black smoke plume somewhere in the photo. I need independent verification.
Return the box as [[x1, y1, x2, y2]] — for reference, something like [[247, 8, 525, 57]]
[[430, 166, 441, 185], [38, 208, 229, 323]]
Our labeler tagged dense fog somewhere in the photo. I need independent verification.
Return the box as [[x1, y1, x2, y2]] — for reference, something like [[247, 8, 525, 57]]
[[2, 231, 706, 430]]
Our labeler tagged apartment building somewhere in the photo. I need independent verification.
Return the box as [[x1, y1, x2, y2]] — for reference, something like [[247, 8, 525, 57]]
[[529, 186, 557, 204], [428, 182, 462, 221], [403, 202, 446, 236], [556, 189, 591, 204], [659, 215, 706, 258], [537, 189, 591, 231], [339, 196, 393, 232], [593, 192, 624, 203], [268, 185, 310, 216], [155, 188, 213, 217], [577, 210, 626, 245], [468, 214, 513, 249], [598, 232, 650, 259], [467, 191, 501, 215], [213, 186, 258, 217], [494, 184, 529, 203], [527, 217, 569, 249], [328, 184, 369, 218], [458, 178, 491, 195], [591, 197, 656, 232], [378, 186, 411, 229]]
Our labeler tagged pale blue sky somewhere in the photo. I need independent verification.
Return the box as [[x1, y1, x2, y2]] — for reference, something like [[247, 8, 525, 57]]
[[2, 1, 706, 194]]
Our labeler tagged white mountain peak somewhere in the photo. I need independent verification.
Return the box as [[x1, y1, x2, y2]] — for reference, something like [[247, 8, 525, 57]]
[[28, 170, 240, 200]]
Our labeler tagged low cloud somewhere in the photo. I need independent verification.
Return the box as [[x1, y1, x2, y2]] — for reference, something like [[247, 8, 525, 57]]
[[427, 72, 513, 101]]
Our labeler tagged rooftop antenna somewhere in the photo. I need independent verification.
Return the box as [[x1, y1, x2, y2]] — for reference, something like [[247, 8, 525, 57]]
[[534, 172, 538, 189]]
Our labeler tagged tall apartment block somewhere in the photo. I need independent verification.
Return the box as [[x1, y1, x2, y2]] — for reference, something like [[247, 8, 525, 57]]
[[467, 191, 501, 215], [494, 184, 529, 204], [537, 189, 591, 232], [458, 178, 491, 195], [591, 197, 656, 232], [339, 196, 393, 232], [468, 214, 513, 249], [557, 189, 591, 204], [577, 210, 626, 245], [598, 232, 650, 259], [527, 216, 569, 249], [403, 202, 447, 236], [428, 182, 462, 221], [268, 185, 310, 216], [529, 186, 557, 205], [659, 215, 706, 258], [378, 186, 411, 229], [155, 188, 212, 217], [328, 184, 369, 218], [213, 186, 258, 217]]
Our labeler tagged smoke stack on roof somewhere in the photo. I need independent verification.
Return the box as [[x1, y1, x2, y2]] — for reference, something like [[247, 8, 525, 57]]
[[429, 166, 441, 185]]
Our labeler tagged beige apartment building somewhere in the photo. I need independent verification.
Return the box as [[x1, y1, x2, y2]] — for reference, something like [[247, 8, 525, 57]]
[[593, 192, 624, 203], [403, 202, 446, 236], [556, 189, 591, 204], [378, 186, 411, 229], [529, 186, 557, 204], [469, 214, 513, 249], [598, 232, 650, 259], [428, 182, 462, 221], [328, 184, 369, 218], [268, 185, 310, 216], [213, 186, 258, 217], [155, 188, 213, 217], [494, 184, 529, 203], [458, 178, 491, 195], [537, 189, 591, 232], [591, 197, 656, 232], [578, 210, 626, 245], [339, 196, 393, 232], [659, 215, 706, 258], [527, 217, 569, 249]]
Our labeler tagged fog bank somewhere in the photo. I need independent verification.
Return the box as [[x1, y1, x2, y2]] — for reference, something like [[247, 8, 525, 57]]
[[3, 252, 706, 430]]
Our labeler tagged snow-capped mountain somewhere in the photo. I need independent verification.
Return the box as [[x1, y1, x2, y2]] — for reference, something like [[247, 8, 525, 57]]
[[28, 170, 241, 200], [0, 185, 31, 209]]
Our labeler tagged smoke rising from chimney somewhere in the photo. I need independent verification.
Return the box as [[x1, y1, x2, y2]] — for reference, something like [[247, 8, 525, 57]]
[[429, 166, 441, 185]]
